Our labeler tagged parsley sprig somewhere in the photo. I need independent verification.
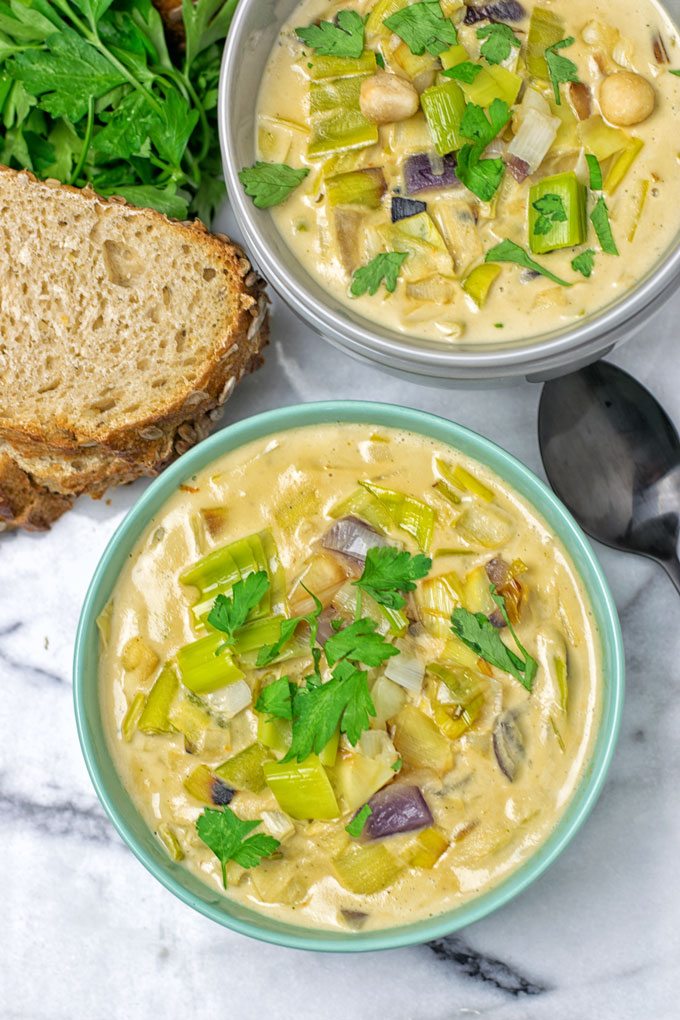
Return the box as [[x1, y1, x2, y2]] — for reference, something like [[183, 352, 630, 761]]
[[455, 99, 511, 202], [532, 193, 567, 236], [354, 546, 432, 609], [450, 584, 538, 691], [196, 807, 279, 888], [207, 571, 269, 646], [477, 23, 521, 66], [238, 161, 309, 209], [545, 36, 580, 106], [485, 239, 572, 287], [295, 10, 365, 58], [350, 252, 408, 297], [383, 1, 457, 56]]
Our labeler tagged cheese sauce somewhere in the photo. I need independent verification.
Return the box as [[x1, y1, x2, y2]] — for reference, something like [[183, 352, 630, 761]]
[[255, 0, 680, 344], [100, 424, 602, 931]]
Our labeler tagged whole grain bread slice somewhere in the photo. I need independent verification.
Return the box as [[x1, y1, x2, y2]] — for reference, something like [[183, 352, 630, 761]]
[[0, 167, 269, 531]]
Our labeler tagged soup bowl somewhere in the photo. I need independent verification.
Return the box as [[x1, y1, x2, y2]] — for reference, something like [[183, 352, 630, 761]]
[[74, 401, 624, 950], [218, 0, 680, 382]]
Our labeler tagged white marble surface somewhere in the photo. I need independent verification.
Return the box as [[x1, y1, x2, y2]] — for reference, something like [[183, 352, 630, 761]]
[[2, 204, 679, 1019]]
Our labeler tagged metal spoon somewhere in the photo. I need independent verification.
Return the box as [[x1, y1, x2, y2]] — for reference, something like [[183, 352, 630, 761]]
[[538, 361, 680, 594]]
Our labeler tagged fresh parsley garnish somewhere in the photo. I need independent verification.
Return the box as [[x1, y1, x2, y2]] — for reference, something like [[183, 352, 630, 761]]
[[354, 546, 432, 610], [195, 807, 279, 889], [255, 676, 297, 720], [456, 99, 510, 201], [376, 51, 386, 69], [585, 153, 603, 191], [590, 197, 619, 255], [295, 10, 365, 58], [545, 36, 579, 106], [391, 757, 403, 772], [346, 804, 373, 837], [283, 660, 376, 763], [350, 252, 408, 297], [476, 23, 521, 65], [238, 161, 309, 209], [207, 571, 269, 645], [324, 618, 399, 667], [443, 61, 483, 83], [383, 1, 457, 56], [256, 590, 323, 667], [450, 585, 537, 691], [460, 98, 511, 148], [571, 248, 596, 277], [485, 239, 572, 287], [532, 193, 567, 236], [671, 69, 680, 76]]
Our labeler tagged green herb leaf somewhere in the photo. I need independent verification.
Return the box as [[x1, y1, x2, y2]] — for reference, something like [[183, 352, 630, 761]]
[[571, 248, 596, 277], [256, 588, 323, 667], [390, 757, 403, 772], [196, 807, 279, 888], [456, 143, 505, 201], [238, 161, 309, 209], [476, 23, 521, 65], [488, 585, 538, 688], [590, 196, 618, 255], [182, 0, 240, 72], [545, 36, 579, 106], [460, 98, 510, 148], [207, 571, 270, 645], [324, 618, 400, 667], [295, 10, 365, 58], [443, 61, 482, 83], [255, 676, 296, 720], [485, 239, 572, 286], [333, 660, 377, 745], [450, 588, 537, 691], [376, 51, 386, 69], [355, 546, 432, 610], [282, 660, 376, 762], [350, 252, 408, 297], [532, 192, 567, 236], [671, 69, 680, 76], [585, 153, 603, 191], [383, 1, 457, 56], [346, 804, 373, 837]]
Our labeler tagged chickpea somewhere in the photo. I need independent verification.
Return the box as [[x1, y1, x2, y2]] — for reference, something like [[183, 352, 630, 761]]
[[599, 71, 656, 126], [359, 72, 420, 125]]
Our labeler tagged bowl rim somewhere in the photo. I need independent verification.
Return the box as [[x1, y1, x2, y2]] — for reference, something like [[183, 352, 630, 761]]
[[73, 401, 625, 952], [218, 0, 680, 378]]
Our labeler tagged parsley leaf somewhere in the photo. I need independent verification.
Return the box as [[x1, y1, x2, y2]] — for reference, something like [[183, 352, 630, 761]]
[[590, 197, 619, 255], [391, 757, 403, 772], [355, 546, 432, 610], [532, 193, 567, 236], [255, 676, 296, 720], [256, 591, 323, 667], [238, 161, 309, 209], [333, 660, 377, 745], [545, 36, 579, 105], [456, 144, 505, 201], [443, 61, 482, 83], [585, 153, 603, 191], [195, 807, 279, 888], [671, 69, 680, 76], [207, 571, 270, 645], [282, 661, 376, 762], [450, 587, 537, 691], [350, 252, 408, 297], [324, 618, 399, 667], [460, 98, 510, 148], [485, 239, 572, 286], [383, 1, 457, 56], [571, 248, 596, 277], [295, 10, 365, 58], [346, 804, 372, 837], [476, 23, 521, 66]]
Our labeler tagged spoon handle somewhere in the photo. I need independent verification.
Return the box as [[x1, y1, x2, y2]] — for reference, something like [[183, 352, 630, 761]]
[[662, 555, 680, 595]]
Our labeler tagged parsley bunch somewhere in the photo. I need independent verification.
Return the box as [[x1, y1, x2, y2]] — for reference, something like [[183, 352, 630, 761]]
[[0, 0, 239, 221]]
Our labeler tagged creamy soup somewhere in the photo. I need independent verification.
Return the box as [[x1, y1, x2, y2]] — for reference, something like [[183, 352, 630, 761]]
[[247, 0, 680, 344], [100, 424, 601, 931]]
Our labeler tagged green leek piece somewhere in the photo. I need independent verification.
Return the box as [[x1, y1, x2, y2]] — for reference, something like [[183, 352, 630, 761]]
[[430, 661, 485, 739], [527, 8, 564, 79], [183, 764, 232, 804], [183, 529, 281, 622], [421, 80, 466, 155], [157, 823, 185, 862], [176, 631, 245, 694], [180, 541, 241, 593], [605, 137, 644, 195], [232, 615, 287, 655], [138, 666, 179, 734], [443, 631, 485, 670], [261, 530, 287, 614], [555, 653, 568, 713], [462, 263, 501, 307], [306, 50, 377, 80], [436, 459, 494, 502], [417, 570, 463, 638], [333, 842, 402, 894], [333, 582, 409, 637], [528, 171, 587, 254], [121, 691, 146, 742], [457, 65, 522, 107], [326, 167, 386, 208], [440, 43, 469, 71], [457, 502, 513, 548], [360, 480, 436, 551], [264, 755, 340, 819], [463, 564, 496, 614], [257, 713, 292, 755], [577, 116, 628, 162], [330, 485, 394, 531], [392, 41, 439, 81], [308, 76, 378, 159], [216, 742, 272, 793], [365, 0, 407, 38], [392, 705, 451, 773], [371, 674, 407, 726], [168, 697, 213, 750], [331, 752, 396, 811], [627, 178, 650, 242], [403, 827, 448, 868], [319, 728, 341, 768], [379, 211, 454, 280]]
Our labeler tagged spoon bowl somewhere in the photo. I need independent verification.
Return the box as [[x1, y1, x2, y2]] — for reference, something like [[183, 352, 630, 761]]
[[538, 361, 680, 592]]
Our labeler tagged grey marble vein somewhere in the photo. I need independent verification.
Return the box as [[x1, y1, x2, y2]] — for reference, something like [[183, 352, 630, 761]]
[[0, 778, 115, 846], [427, 936, 547, 996]]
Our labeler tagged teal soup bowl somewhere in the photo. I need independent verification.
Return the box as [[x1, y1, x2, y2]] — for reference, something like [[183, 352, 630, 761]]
[[74, 402, 624, 951]]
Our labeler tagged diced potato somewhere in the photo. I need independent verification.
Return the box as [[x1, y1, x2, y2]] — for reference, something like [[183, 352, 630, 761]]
[[371, 674, 408, 726], [331, 752, 395, 811]]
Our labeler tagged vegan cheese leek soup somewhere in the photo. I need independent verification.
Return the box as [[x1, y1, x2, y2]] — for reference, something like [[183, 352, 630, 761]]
[[244, 0, 680, 344], [100, 424, 602, 932]]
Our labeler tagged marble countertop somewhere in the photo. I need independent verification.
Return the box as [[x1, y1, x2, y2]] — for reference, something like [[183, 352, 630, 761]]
[[2, 206, 679, 1020]]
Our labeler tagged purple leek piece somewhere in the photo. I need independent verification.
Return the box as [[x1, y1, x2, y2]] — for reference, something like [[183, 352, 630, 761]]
[[322, 516, 388, 563], [404, 153, 459, 195], [362, 784, 433, 839], [464, 1, 526, 24]]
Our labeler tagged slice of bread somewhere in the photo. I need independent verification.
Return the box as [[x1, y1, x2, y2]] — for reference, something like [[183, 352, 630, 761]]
[[0, 167, 270, 531]]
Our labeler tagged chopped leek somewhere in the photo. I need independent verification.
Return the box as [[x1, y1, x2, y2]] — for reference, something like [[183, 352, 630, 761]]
[[379, 211, 455, 281], [176, 631, 245, 694], [457, 503, 513, 548], [453, 65, 522, 108], [306, 50, 377, 80], [331, 752, 395, 811], [183, 764, 234, 805], [442, 631, 484, 670], [433, 691, 484, 739], [121, 691, 145, 742], [333, 842, 402, 894], [437, 460, 494, 502], [319, 728, 341, 768], [137, 666, 179, 735], [604, 137, 644, 195], [392, 705, 452, 773], [308, 76, 379, 159], [421, 80, 466, 155], [371, 674, 408, 725], [527, 8, 564, 79], [257, 713, 292, 755], [417, 570, 463, 637], [157, 823, 185, 862], [528, 172, 587, 254], [403, 827, 448, 868], [440, 44, 469, 71], [168, 697, 213, 751], [463, 565, 496, 614], [326, 168, 386, 208], [392, 41, 439, 81], [577, 116, 628, 162], [365, 0, 407, 39], [216, 743, 272, 793], [627, 179, 649, 242], [264, 755, 340, 819], [329, 486, 394, 532], [462, 263, 501, 307], [360, 479, 436, 551], [231, 615, 288, 655]]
